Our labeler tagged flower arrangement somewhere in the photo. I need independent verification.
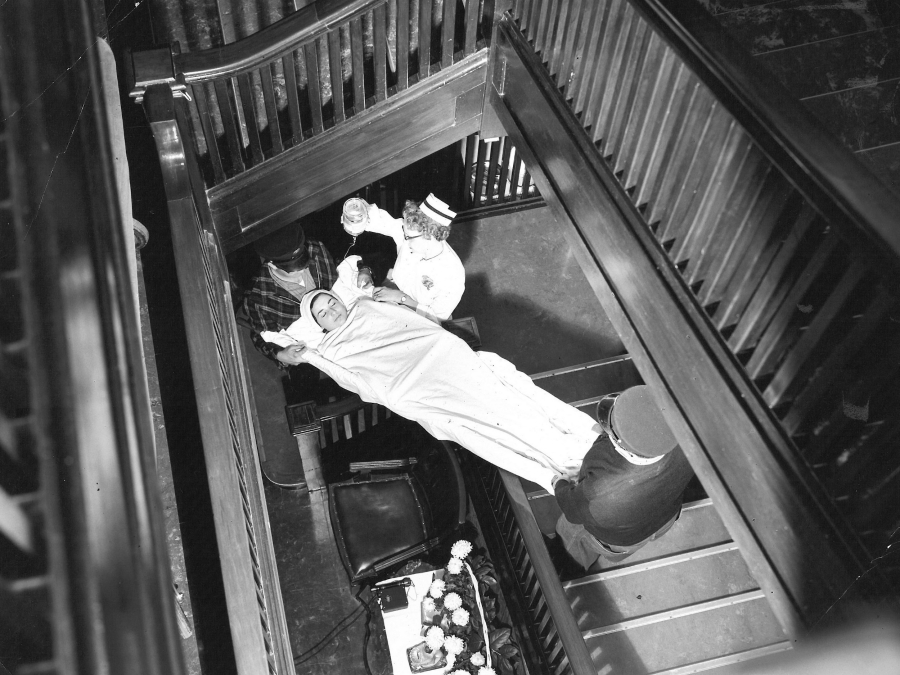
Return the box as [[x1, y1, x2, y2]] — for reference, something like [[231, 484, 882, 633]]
[[413, 540, 520, 675]]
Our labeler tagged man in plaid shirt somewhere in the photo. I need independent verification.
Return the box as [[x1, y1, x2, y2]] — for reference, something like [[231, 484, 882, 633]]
[[243, 222, 374, 390]]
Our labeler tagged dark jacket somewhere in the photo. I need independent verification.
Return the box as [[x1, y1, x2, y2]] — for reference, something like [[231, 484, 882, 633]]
[[554, 434, 694, 546]]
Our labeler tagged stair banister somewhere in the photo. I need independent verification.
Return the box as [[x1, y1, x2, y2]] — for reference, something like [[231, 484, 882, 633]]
[[177, 0, 383, 83], [627, 0, 900, 267]]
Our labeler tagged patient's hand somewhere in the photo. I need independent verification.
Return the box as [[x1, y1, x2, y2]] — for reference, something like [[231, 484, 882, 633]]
[[373, 287, 403, 304], [276, 343, 308, 365]]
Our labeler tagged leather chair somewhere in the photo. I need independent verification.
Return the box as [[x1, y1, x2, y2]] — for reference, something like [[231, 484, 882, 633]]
[[328, 434, 467, 585]]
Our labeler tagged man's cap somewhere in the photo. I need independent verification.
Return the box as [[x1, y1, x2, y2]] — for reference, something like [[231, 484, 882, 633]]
[[254, 222, 307, 262], [418, 193, 456, 227], [601, 385, 678, 458]]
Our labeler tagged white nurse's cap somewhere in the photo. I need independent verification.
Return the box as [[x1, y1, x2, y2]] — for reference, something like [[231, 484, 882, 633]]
[[419, 193, 456, 227]]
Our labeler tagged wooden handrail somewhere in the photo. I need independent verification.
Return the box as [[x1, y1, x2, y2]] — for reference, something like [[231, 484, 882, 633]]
[[498, 470, 597, 675], [176, 0, 382, 82], [627, 0, 900, 267]]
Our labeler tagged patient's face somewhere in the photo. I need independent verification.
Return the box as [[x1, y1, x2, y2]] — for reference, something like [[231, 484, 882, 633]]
[[311, 293, 348, 332]]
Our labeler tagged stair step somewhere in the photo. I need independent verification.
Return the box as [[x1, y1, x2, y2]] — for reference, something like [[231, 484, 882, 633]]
[[713, 0, 900, 56], [588, 499, 732, 572], [755, 25, 900, 100], [583, 595, 787, 674], [566, 548, 759, 630], [803, 77, 900, 153], [647, 641, 793, 675], [530, 355, 642, 405]]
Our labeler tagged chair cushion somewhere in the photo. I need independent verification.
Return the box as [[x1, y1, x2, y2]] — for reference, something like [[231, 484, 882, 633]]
[[329, 475, 429, 581]]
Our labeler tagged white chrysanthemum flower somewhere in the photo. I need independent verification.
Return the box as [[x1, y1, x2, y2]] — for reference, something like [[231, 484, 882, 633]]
[[477, 668, 497, 675], [450, 540, 473, 559], [443, 592, 462, 611], [470, 651, 486, 667], [443, 635, 465, 655], [429, 579, 446, 599], [449, 670, 468, 675], [425, 626, 445, 650], [446, 557, 464, 574], [422, 596, 435, 612], [451, 608, 470, 626]]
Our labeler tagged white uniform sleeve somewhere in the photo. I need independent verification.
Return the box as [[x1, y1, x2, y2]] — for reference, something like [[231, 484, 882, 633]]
[[363, 204, 405, 247]]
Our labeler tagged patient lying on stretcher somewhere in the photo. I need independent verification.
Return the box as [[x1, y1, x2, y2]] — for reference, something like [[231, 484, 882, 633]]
[[263, 258, 599, 492]]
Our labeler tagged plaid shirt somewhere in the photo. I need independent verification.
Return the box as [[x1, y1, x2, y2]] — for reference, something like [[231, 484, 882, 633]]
[[243, 239, 338, 363]]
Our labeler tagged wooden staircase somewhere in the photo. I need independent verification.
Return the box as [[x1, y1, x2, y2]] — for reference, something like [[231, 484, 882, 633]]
[[468, 356, 793, 675]]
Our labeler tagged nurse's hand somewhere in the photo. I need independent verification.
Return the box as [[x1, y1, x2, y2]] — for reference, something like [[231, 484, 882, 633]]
[[276, 343, 308, 365], [373, 287, 403, 304]]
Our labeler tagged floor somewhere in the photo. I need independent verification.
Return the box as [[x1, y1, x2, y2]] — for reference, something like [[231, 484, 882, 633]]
[[241, 326, 393, 675]]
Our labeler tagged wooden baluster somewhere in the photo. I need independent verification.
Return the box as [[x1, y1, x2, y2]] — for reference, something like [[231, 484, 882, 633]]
[[533, 0, 552, 54], [657, 105, 733, 247], [464, 0, 480, 56], [282, 51, 303, 146], [582, 0, 628, 135], [670, 121, 746, 267], [484, 139, 502, 206], [236, 72, 264, 165], [441, 0, 457, 67], [600, 18, 652, 157], [518, 0, 535, 32], [497, 138, 513, 203], [259, 62, 284, 155], [541, 0, 561, 61], [644, 85, 714, 229], [473, 138, 488, 205], [745, 231, 837, 379], [522, 168, 533, 197], [632, 66, 695, 207], [328, 29, 345, 124], [616, 31, 666, 179], [557, 0, 585, 91], [782, 287, 895, 435], [418, 0, 432, 80], [213, 78, 246, 175], [462, 134, 477, 208], [509, 152, 523, 200], [547, 0, 571, 78], [350, 17, 366, 115], [397, 0, 410, 89], [191, 82, 226, 184], [726, 203, 818, 351], [712, 180, 796, 331], [374, 3, 388, 102], [763, 259, 868, 408], [697, 164, 780, 308], [567, 0, 604, 110], [305, 40, 325, 135]]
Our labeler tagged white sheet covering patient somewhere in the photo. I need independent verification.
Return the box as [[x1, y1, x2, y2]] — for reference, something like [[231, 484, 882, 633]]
[[264, 258, 599, 492]]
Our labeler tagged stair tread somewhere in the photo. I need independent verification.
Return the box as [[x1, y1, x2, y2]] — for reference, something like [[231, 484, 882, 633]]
[[587, 499, 731, 571], [531, 354, 642, 405], [755, 25, 900, 100], [583, 597, 787, 675], [567, 549, 759, 630], [713, 0, 900, 56]]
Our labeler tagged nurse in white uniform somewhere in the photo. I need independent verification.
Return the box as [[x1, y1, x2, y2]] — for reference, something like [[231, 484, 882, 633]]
[[356, 193, 465, 323]]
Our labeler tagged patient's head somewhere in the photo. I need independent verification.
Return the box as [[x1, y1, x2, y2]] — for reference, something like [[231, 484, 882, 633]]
[[310, 292, 348, 332]]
